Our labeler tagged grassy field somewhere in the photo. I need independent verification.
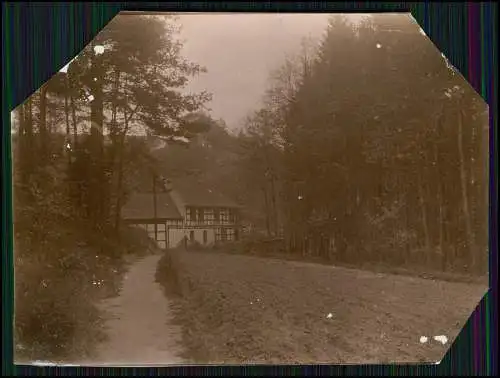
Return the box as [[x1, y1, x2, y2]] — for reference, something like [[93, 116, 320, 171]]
[[156, 248, 487, 364]]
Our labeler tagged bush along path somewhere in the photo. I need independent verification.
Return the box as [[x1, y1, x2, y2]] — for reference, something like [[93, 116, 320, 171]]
[[84, 252, 185, 366], [14, 235, 130, 365]]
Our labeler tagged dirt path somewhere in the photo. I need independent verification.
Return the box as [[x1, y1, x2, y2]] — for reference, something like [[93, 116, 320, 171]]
[[88, 253, 185, 366]]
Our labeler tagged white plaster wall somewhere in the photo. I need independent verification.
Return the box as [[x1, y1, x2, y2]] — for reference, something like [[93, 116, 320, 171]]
[[192, 228, 215, 246], [168, 228, 187, 249]]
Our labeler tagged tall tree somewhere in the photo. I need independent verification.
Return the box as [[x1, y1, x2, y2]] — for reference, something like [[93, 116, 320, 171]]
[[61, 14, 212, 231]]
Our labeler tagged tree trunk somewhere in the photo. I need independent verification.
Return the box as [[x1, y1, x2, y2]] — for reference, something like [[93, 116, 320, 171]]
[[263, 185, 272, 237], [110, 69, 122, 230], [433, 143, 446, 271], [269, 171, 279, 236], [39, 84, 49, 164], [153, 173, 158, 242], [265, 147, 279, 237], [18, 99, 35, 194], [70, 94, 78, 149], [114, 137, 126, 231], [17, 103, 31, 191], [417, 171, 432, 266], [114, 152, 125, 231], [89, 47, 105, 231], [109, 69, 121, 164], [64, 78, 71, 165], [114, 106, 132, 232], [113, 140, 126, 232], [457, 109, 475, 270], [68, 93, 81, 216]]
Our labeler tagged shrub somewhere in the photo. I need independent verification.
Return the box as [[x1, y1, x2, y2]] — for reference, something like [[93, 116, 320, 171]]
[[187, 240, 204, 251], [14, 245, 101, 361], [14, 223, 135, 362], [155, 249, 182, 297], [119, 225, 158, 256]]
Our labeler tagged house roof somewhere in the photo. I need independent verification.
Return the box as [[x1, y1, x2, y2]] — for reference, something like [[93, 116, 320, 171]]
[[121, 192, 183, 220], [171, 177, 241, 208]]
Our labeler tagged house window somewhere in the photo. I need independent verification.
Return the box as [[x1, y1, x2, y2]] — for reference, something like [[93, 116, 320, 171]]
[[216, 228, 236, 242], [198, 208, 205, 224], [226, 228, 235, 241], [187, 207, 196, 222], [203, 230, 208, 244], [214, 208, 220, 223], [204, 209, 215, 225], [189, 230, 195, 242], [157, 223, 166, 232], [220, 208, 229, 224], [228, 209, 238, 224], [220, 228, 227, 241]]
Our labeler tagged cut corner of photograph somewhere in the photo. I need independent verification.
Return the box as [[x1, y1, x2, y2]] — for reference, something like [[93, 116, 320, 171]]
[[11, 9, 490, 367]]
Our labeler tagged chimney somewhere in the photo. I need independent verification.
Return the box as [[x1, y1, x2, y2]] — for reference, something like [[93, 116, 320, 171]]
[[158, 176, 173, 192]]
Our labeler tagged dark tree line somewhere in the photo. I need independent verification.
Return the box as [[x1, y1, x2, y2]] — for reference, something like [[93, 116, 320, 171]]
[[237, 14, 488, 274]]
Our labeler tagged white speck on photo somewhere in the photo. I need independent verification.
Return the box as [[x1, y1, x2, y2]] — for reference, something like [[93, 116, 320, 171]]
[[433, 335, 448, 345], [33, 360, 57, 366], [94, 45, 105, 55]]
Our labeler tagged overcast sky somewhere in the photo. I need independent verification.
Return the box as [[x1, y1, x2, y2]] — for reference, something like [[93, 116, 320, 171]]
[[177, 13, 367, 131]]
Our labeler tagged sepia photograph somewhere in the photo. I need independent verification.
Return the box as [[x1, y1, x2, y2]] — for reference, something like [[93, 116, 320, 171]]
[[12, 12, 489, 366]]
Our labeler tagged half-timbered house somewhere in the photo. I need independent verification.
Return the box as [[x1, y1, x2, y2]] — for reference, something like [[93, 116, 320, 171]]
[[121, 177, 241, 249]]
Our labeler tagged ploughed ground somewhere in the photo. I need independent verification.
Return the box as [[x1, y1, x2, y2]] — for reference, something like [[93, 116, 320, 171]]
[[158, 249, 488, 364]]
